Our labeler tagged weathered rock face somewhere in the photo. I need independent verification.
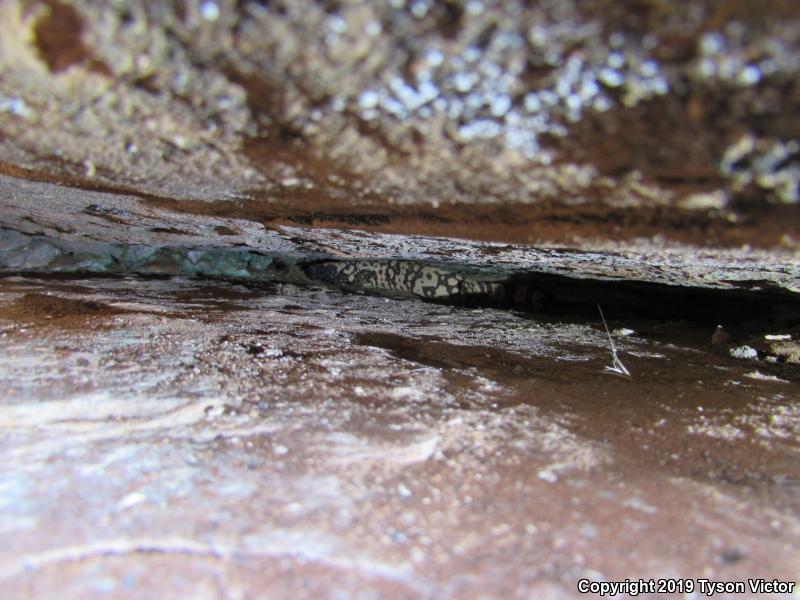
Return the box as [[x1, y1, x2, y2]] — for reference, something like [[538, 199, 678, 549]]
[[0, 0, 799, 247], [2, 276, 800, 598], [2, 172, 800, 291]]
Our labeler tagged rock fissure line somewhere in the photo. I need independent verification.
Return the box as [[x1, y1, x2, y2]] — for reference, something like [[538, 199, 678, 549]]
[[2, 227, 798, 331]]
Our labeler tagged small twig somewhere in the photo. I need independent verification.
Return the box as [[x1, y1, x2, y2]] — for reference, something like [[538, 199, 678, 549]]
[[598, 304, 632, 378]]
